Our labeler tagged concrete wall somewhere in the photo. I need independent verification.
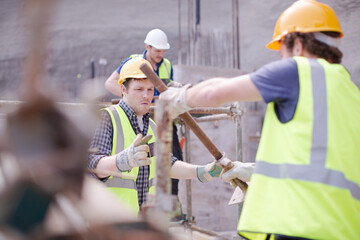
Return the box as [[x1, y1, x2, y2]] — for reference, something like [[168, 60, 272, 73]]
[[1, 0, 359, 100]]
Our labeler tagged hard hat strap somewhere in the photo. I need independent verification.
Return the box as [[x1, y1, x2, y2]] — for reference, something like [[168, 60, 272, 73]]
[[313, 32, 340, 48]]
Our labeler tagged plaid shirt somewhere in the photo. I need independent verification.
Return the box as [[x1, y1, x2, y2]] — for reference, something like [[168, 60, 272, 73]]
[[89, 99, 178, 207]]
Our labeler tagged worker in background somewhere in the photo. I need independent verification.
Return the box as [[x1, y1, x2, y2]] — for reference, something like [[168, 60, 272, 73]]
[[159, 0, 360, 239], [89, 57, 233, 214], [105, 29, 184, 206]]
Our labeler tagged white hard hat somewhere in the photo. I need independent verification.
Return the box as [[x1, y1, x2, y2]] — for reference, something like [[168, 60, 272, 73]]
[[144, 28, 170, 50], [118, 57, 153, 85]]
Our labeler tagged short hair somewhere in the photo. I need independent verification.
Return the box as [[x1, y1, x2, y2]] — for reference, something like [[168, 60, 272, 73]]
[[122, 78, 147, 90], [282, 32, 343, 63]]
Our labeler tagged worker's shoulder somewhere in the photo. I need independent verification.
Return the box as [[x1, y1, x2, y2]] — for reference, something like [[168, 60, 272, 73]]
[[256, 57, 297, 74], [162, 57, 172, 66], [100, 106, 115, 116], [129, 54, 142, 58]]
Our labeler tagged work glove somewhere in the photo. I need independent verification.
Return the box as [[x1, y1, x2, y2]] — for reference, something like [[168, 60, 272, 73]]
[[115, 134, 152, 172], [197, 160, 223, 183], [159, 84, 192, 119], [167, 81, 183, 88], [220, 161, 256, 186]]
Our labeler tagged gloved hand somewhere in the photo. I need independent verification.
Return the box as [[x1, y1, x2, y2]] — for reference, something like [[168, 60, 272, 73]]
[[197, 161, 223, 183], [220, 161, 256, 184], [159, 84, 192, 119], [167, 81, 183, 88], [115, 134, 151, 172]]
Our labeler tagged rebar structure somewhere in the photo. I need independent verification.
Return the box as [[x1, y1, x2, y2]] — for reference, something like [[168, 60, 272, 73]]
[[175, 103, 243, 226]]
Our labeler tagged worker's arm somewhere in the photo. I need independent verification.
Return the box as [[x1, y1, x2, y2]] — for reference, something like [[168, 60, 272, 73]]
[[186, 74, 262, 107], [105, 70, 122, 97], [170, 160, 222, 183], [170, 161, 197, 179], [95, 155, 118, 178], [159, 74, 262, 119]]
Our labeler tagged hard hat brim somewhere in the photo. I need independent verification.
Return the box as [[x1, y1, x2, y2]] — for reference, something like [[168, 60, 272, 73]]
[[266, 39, 281, 50], [144, 41, 170, 50], [118, 74, 148, 85]]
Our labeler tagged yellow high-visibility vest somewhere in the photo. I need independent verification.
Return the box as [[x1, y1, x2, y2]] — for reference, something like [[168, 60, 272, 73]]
[[130, 54, 172, 83], [239, 57, 360, 240], [104, 105, 156, 214]]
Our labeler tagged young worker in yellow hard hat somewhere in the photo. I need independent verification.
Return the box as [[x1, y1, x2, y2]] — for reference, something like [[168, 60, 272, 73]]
[[159, 0, 360, 239], [89, 57, 229, 214], [105, 29, 184, 208]]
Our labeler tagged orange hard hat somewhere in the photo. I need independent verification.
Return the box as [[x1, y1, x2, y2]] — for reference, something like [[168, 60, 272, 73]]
[[118, 57, 153, 85], [267, 0, 343, 50]]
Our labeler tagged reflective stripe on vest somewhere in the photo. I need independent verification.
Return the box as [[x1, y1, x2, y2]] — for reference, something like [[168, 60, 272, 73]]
[[149, 119, 157, 139], [254, 59, 360, 201], [106, 177, 136, 189], [106, 177, 155, 190], [130, 54, 172, 82], [106, 105, 124, 155]]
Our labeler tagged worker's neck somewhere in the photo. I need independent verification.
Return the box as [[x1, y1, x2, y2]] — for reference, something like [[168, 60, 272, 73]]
[[122, 98, 147, 119], [302, 51, 319, 60], [145, 52, 157, 70]]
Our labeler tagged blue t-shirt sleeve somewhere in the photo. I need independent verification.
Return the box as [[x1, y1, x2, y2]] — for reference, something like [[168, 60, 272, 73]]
[[116, 57, 132, 73], [249, 58, 299, 123]]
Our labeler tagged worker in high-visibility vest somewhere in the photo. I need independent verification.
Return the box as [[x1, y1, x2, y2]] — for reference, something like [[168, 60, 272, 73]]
[[89, 57, 251, 214], [160, 0, 360, 239], [105, 28, 184, 206], [105, 28, 176, 97]]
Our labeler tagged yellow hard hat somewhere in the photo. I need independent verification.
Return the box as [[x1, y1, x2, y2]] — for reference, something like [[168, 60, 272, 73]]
[[118, 57, 153, 85], [267, 0, 343, 50]]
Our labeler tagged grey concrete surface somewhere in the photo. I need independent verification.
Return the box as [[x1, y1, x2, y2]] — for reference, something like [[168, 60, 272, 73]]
[[1, 0, 359, 100]]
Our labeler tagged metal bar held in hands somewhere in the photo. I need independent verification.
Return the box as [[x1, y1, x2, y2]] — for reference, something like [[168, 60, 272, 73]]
[[139, 63, 248, 192]]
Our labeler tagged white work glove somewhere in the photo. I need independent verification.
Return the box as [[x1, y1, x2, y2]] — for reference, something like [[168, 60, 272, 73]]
[[220, 161, 256, 184], [115, 134, 151, 171], [167, 81, 183, 88], [197, 160, 223, 183], [159, 84, 192, 119]]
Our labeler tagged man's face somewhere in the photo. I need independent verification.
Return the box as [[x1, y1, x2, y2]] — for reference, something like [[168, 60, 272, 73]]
[[147, 46, 166, 64], [122, 79, 154, 116]]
